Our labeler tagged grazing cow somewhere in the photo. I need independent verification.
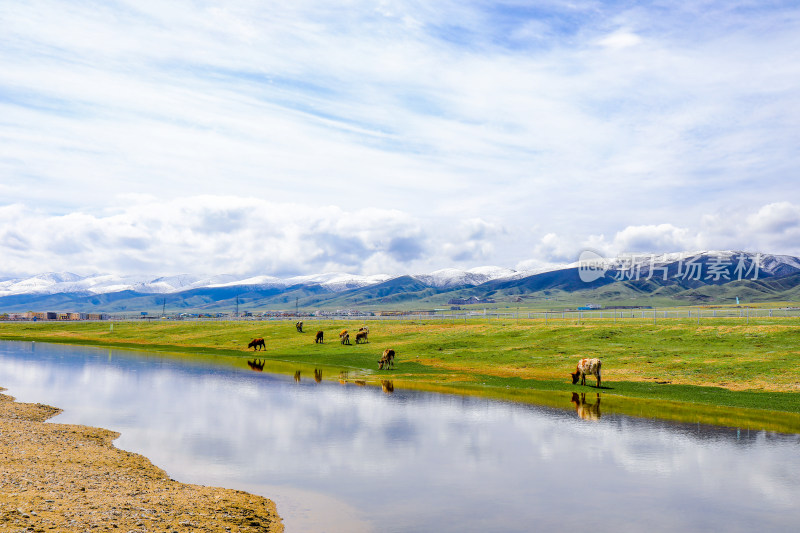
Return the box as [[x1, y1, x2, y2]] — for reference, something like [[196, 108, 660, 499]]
[[571, 358, 602, 387], [355, 331, 368, 344], [571, 392, 601, 421], [339, 329, 348, 339], [295, 321, 304, 333], [248, 338, 266, 351], [340, 332, 351, 345], [315, 330, 324, 343], [378, 348, 395, 370], [247, 359, 265, 372]]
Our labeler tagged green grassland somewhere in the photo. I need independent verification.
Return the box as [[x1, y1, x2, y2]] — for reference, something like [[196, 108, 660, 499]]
[[1, 317, 799, 432]]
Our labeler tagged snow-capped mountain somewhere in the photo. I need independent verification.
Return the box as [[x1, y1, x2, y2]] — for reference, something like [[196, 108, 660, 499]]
[[0, 267, 516, 297], [0, 262, 529, 297], [0, 273, 237, 296], [203, 272, 394, 292], [0, 252, 797, 308], [412, 266, 518, 289]]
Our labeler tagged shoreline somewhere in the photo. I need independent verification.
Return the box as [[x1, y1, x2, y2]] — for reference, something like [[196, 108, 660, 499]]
[[0, 387, 283, 532]]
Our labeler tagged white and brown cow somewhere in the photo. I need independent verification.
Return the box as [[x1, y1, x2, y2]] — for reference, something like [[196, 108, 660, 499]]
[[571, 357, 602, 387]]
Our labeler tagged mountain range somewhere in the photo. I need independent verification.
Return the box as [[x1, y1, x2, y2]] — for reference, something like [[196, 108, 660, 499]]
[[1, 251, 799, 314]]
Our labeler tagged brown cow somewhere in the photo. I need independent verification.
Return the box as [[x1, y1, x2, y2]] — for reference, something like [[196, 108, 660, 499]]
[[248, 338, 265, 351], [355, 331, 368, 344], [315, 330, 324, 343], [378, 348, 395, 370], [295, 321, 304, 333]]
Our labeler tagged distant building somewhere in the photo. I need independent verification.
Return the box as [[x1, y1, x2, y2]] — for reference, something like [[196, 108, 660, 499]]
[[377, 310, 437, 316]]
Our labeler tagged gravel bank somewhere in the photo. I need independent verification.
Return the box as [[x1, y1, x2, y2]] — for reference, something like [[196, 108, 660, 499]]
[[0, 388, 283, 532]]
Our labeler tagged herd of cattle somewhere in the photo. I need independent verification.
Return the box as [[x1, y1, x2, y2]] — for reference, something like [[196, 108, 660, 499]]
[[247, 323, 603, 385], [248, 322, 395, 370]]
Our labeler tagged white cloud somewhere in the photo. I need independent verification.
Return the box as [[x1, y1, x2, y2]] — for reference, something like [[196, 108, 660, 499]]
[[746, 202, 800, 235], [596, 30, 643, 50], [612, 224, 696, 253], [522, 202, 800, 266], [0, 196, 474, 277]]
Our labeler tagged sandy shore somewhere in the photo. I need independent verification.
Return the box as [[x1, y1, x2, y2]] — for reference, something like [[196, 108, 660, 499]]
[[0, 388, 283, 532]]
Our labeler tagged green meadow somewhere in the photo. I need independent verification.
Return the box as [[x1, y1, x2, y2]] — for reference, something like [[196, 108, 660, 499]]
[[2, 317, 799, 432]]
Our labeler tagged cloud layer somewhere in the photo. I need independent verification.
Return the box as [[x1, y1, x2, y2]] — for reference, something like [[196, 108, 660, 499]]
[[1, 196, 799, 278], [1, 1, 799, 276]]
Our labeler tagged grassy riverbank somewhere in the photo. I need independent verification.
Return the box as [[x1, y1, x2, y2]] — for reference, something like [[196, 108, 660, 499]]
[[2, 318, 799, 431]]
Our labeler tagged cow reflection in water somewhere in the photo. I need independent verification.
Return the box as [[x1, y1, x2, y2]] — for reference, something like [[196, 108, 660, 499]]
[[314, 369, 322, 383], [381, 380, 394, 394], [247, 359, 265, 372], [571, 392, 601, 421], [294, 370, 301, 383]]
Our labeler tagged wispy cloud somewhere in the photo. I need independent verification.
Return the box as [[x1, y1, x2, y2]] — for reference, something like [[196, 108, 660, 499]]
[[1, 1, 799, 276]]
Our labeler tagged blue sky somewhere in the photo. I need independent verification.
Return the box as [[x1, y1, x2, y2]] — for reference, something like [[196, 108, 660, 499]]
[[1, 0, 799, 277]]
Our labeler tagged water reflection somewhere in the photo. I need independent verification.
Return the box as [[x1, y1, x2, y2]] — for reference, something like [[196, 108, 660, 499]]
[[571, 392, 601, 421], [247, 358, 265, 371], [1, 341, 799, 533]]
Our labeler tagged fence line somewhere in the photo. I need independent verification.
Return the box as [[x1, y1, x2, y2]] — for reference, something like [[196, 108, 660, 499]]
[[69, 307, 800, 323]]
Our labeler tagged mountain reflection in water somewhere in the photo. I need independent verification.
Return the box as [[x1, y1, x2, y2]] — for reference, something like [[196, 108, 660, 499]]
[[1, 341, 799, 533]]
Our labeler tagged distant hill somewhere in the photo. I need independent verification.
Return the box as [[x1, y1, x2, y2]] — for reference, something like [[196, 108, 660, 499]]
[[1, 251, 798, 314]]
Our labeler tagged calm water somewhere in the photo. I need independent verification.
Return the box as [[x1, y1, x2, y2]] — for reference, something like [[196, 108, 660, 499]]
[[1, 341, 799, 532]]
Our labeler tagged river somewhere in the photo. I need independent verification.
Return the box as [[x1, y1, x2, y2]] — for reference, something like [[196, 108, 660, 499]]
[[1, 340, 798, 532]]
